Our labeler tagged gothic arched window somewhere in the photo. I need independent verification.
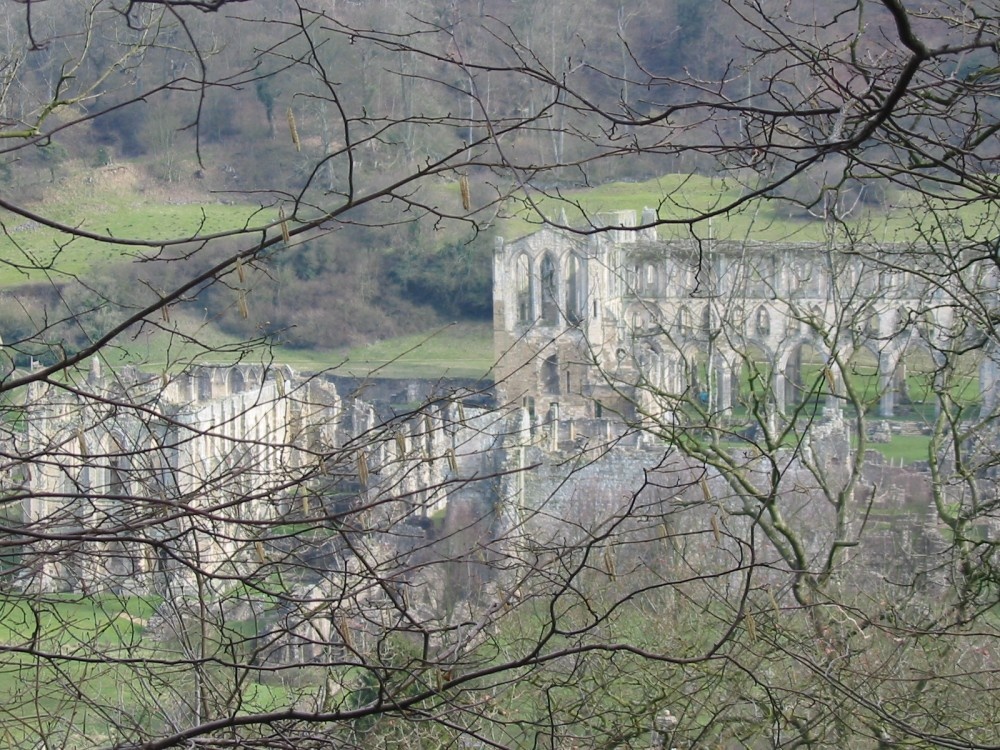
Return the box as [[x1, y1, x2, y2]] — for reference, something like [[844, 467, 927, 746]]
[[543, 354, 560, 393], [755, 306, 771, 337]]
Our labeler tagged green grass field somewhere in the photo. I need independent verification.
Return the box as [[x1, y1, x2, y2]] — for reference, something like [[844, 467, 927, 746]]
[[0, 591, 307, 748], [1, 169, 992, 383], [326, 322, 495, 379], [0, 199, 274, 287], [500, 173, 992, 243]]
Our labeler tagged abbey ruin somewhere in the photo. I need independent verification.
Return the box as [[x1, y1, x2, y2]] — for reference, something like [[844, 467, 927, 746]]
[[8, 209, 994, 622], [492, 209, 998, 427]]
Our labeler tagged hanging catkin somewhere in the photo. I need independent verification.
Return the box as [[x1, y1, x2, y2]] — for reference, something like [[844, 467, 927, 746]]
[[286, 107, 301, 152], [459, 174, 471, 210]]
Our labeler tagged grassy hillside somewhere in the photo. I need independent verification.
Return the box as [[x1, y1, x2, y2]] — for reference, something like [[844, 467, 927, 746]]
[[0, 164, 274, 286], [502, 173, 986, 243], [1, 165, 985, 380]]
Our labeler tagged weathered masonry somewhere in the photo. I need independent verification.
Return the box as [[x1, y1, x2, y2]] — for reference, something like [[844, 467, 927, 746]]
[[493, 209, 999, 425], [15, 363, 497, 593]]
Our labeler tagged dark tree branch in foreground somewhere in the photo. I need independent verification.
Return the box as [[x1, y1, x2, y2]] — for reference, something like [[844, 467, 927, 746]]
[[0, 2, 999, 749]]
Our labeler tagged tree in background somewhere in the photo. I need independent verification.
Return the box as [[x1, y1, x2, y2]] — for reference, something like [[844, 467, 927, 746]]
[[1, 1, 1000, 749]]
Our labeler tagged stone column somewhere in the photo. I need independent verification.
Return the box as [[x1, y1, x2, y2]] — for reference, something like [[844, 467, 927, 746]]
[[547, 402, 560, 451], [879, 370, 895, 418], [650, 709, 678, 749]]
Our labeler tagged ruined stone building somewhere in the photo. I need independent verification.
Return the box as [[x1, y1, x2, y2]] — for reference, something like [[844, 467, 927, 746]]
[[488, 210, 994, 598], [7, 208, 994, 648], [13, 362, 497, 595], [492, 209, 997, 431]]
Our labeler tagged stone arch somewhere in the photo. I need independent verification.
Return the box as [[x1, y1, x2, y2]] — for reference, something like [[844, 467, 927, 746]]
[[842, 339, 885, 414], [228, 367, 246, 395], [196, 370, 213, 401], [640, 262, 660, 296], [679, 343, 708, 402], [107, 431, 131, 499], [798, 303, 827, 336], [865, 310, 883, 339], [675, 305, 693, 336], [244, 366, 263, 391], [882, 332, 947, 419], [630, 309, 643, 335], [776, 336, 835, 415], [700, 304, 713, 336], [788, 258, 820, 297], [540, 252, 559, 326], [916, 308, 942, 344], [515, 253, 533, 325]]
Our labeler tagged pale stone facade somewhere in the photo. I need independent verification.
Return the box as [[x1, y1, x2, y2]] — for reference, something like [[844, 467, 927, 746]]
[[493, 209, 995, 425], [13, 363, 495, 593]]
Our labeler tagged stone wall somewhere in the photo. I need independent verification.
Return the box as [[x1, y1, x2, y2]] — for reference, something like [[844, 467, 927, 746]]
[[13, 363, 503, 594], [493, 212, 996, 420]]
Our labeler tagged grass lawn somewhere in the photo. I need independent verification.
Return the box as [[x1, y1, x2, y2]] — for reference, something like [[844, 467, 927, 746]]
[[499, 173, 994, 243], [324, 321, 495, 379], [864, 434, 933, 465], [0, 591, 301, 748], [110, 317, 496, 379], [0, 199, 275, 287], [882, 434, 934, 464]]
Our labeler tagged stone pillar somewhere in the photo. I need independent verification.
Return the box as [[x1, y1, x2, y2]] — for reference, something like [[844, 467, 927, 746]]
[[774, 371, 786, 415], [715, 368, 732, 414], [879, 371, 895, 418], [650, 709, 678, 750]]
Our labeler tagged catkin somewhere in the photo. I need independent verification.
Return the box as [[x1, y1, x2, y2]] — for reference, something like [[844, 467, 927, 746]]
[[745, 611, 758, 642], [286, 107, 300, 151], [823, 365, 836, 392], [357, 450, 369, 486], [459, 174, 471, 210], [768, 587, 780, 615], [337, 616, 353, 650], [279, 206, 291, 244], [603, 545, 617, 580]]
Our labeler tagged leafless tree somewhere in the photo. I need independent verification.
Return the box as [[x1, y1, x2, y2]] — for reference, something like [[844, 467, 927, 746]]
[[1, 2, 1000, 749]]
